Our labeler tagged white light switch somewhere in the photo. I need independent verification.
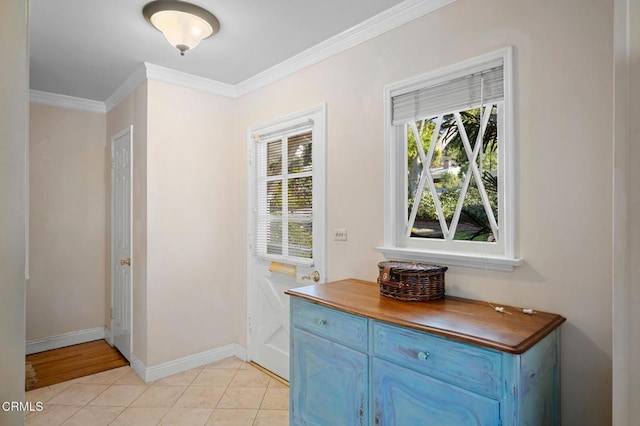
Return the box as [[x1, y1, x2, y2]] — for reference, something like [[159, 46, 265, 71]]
[[334, 228, 347, 241]]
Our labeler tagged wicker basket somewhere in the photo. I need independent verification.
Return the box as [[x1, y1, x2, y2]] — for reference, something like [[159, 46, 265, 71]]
[[377, 261, 447, 301]]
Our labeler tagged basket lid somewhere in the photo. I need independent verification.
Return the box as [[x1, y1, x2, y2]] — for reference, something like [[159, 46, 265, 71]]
[[378, 261, 447, 273]]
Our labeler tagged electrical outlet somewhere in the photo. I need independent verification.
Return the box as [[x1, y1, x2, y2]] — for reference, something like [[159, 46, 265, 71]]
[[334, 228, 347, 241]]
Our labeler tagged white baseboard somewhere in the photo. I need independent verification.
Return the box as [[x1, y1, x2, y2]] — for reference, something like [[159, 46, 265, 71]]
[[26, 327, 107, 355], [234, 344, 248, 362], [129, 353, 147, 382], [26, 330, 248, 384], [130, 343, 248, 383]]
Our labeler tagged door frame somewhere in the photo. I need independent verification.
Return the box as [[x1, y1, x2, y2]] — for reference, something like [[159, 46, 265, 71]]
[[110, 125, 133, 360], [246, 103, 327, 365]]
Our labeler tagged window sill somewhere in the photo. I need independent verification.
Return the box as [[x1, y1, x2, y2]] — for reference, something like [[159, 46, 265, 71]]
[[376, 246, 523, 272]]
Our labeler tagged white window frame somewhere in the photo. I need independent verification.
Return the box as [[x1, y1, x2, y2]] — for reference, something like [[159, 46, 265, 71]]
[[378, 47, 522, 271], [248, 104, 327, 267]]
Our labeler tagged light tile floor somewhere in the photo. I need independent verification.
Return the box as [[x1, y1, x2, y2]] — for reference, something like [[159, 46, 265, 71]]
[[25, 357, 289, 425]]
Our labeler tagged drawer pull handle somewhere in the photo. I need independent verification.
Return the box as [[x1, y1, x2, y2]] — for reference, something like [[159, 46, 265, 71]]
[[317, 319, 327, 326], [417, 351, 430, 361]]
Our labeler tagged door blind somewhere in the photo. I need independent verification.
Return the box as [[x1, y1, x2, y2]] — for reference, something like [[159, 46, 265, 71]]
[[254, 129, 314, 265]]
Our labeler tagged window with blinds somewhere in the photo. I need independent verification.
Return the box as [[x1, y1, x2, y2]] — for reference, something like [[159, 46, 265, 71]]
[[380, 48, 519, 270], [254, 128, 314, 264], [391, 60, 503, 125]]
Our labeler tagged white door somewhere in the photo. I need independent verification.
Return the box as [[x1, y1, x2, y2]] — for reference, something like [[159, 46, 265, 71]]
[[248, 105, 327, 380], [111, 126, 133, 362]]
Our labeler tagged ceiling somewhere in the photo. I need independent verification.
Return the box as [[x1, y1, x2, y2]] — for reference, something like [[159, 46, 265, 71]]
[[30, 0, 407, 102]]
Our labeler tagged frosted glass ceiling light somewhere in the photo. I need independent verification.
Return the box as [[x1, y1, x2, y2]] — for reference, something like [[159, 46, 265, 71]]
[[143, 0, 220, 56]]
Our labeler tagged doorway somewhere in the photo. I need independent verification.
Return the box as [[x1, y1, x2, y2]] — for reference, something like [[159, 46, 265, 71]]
[[110, 126, 133, 362], [247, 105, 327, 380]]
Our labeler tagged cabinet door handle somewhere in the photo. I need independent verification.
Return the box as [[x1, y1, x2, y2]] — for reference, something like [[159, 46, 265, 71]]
[[317, 319, 327, 326], [417, 351, 430, 361]]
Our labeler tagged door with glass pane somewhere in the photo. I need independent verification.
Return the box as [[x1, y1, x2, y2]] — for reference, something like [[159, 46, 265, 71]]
[[247, 105, 326, 380]]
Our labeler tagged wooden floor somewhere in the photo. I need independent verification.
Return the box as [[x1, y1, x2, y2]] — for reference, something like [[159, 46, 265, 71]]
[[25, 339, 128, 391]]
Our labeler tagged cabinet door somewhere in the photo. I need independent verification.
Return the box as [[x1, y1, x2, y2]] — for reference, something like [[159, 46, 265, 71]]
[[291, 329, 368, 426], [373, 358, 500, 426]]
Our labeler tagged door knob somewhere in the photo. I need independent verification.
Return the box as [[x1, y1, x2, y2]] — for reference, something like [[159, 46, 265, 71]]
[[120, 258, 131, 266], [302, 271, 320, 282]]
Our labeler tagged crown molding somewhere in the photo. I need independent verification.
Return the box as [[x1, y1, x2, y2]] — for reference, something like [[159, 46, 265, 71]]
[[30, 90, 106, 113], [144, 63, 238, 98], [108, 0, 453, 103], [37, 0, 455, 112], [235, 0, 456, 96], [104, 63, 148, 112]]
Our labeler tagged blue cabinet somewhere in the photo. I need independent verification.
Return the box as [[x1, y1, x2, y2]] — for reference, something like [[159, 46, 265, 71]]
[[373, 322, 502, 399], [373, 357, 500, 426], [291, 328, 368, 425], [287, 280, 565, 426]]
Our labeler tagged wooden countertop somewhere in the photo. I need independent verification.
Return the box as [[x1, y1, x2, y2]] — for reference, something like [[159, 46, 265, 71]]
[[285, 279, 566, 354]]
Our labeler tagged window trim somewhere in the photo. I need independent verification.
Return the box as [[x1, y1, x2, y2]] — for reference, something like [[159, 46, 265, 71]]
[[378, 47, 522, 271]]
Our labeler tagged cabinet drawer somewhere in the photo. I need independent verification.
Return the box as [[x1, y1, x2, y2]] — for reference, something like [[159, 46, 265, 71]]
[[292, 299, 367, 352], [373, 322, 501, 398]]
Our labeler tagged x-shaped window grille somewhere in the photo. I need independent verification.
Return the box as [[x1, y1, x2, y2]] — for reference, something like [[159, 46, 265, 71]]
[[406, 105, 499, 241]]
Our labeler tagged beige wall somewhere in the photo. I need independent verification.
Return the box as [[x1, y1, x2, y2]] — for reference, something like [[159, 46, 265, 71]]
[[0, 0, 28, 424], [106, 82, 149, 364], [625, 0, 640, 419], [27, 103, 106, 340], [104, 80, 241, 367], [145, 81, 240, 365], [629, 0, 640, 416], [236, 0, 613, 423], [613, 0, 639, 422]]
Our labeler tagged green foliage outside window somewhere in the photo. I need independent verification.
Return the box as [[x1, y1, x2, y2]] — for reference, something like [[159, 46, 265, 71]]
[[407, 107, 500, 241]]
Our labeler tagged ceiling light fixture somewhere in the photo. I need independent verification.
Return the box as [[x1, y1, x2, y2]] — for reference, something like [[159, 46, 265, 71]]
[[143, 0, 220, 56]]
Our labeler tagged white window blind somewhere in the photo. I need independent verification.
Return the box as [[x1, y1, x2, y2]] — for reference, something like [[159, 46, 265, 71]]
[[391, 61, 504, 125], [254, 128, 314, 265], [253, 119, 313, 143]]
